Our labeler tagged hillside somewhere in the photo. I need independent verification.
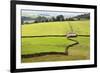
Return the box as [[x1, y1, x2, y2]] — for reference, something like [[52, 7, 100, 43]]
[[73, 13, 90, 19]]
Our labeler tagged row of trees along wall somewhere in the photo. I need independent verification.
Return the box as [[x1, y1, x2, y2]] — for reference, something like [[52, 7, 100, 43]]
[[21, 13, 90, 24]]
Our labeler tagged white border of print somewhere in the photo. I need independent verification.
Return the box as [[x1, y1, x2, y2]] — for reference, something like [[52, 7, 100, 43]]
[[16, 4, 94, 69]]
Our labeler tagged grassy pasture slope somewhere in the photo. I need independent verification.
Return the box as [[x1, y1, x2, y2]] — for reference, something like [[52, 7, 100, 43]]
[[22, 20, 89, 36], [22, 37, 74, 55], [22, 37, 90, 63], [21, 20, 90, 63]]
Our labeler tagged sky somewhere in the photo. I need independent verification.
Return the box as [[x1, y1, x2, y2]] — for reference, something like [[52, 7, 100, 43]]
[[22, 10, 88, 18]]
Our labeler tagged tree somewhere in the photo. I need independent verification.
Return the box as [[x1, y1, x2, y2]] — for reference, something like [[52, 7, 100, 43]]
[[51, 17, 56, 21], [21, 19, 24, 24], [56, 15, 64, 21], [35, 16, 48, 23]]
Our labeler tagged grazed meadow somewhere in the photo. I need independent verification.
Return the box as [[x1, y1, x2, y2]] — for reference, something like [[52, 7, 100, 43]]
[[21, 20, 90, 63]]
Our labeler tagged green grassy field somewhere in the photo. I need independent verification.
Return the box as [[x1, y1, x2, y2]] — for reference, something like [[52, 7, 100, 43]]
[[21, 20, 90, 63], [22, 37, 73, 54], [22, 20, 90, 36]]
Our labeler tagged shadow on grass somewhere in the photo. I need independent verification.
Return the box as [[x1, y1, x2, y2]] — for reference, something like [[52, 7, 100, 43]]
[[22, 52, 68, 58]]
